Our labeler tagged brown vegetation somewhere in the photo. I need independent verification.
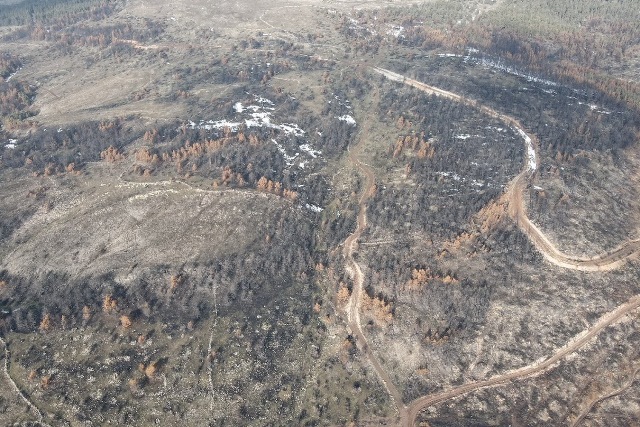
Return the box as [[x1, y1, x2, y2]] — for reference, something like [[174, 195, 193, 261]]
[[82, 305, 92, 321], [405, 268, 459, 291], [337, 284, 351, 304], [390, 133, 435, 159], [100, 145, 125, 162], [103, 295, 117, 313], [120, 315, 132, 329], [361, 292, 393, 325], [39, 313, 51, 332]]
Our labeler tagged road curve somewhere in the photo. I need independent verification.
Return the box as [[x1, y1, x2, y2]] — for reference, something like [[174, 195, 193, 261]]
[[368, 67, 640, 426], [372, 66, 640, 272], [403, 294, 640, 426], [570, 366, 640, 427], [342, 119, 408, 419]]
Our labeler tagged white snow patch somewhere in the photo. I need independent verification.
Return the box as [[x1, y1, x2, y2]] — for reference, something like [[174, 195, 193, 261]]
[[438, 53, 462, 58], [277, 123, 306, 137], [300, 144, 322, 158], [337, 115, 357, 126], [188, 119, 242, 131], [347, 17, 377, 35], [4, 139, 17, 149], [254, 96, 274, 105], [333, 95, 352, 110], [5, 68, 20, 82], [386, 25, 404, 38], [272, 139, 298, 166], [189, 98, 304, 137], [578, 101, 611, 114], [436, 171, 463, 181], [241, 103, 267, 113], [533, 186, 544, 191], [305, 204, 324, 213], [516, 128, 537, 171], [463, 54, 558, 86], [455, 134, 472, 140], [244, 111, 272, 128]]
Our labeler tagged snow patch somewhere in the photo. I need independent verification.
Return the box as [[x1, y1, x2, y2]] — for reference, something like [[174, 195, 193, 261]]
[[337, 115, 356, 126], [474, 57, 558, 86], [347, 17, 376, 35], [578, 101, 611, 114], [278, 123, 305, 137], [5, 68, 20, 82], [457, 50, 558, 87], [188, 97, 304, 137], [333, 94, 352, 110], [4, 139, 17, 149], [305, 204, 324, 213], [272, 139, 298, 166], [516, 128, 537, 171], [436, 171, 463, 181], [188, 119, 242, 131], [254, 96, 274, 105], [386, 25, 404, 38], [300, 144, 322, 158]]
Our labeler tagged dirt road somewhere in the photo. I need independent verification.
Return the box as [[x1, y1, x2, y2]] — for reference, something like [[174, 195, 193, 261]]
[[363, 67, 640, 425], [403, 294, 640, 426], [342, 119, 408, 419], [372, 66, 640, 272], [570, 366, 640, 426]]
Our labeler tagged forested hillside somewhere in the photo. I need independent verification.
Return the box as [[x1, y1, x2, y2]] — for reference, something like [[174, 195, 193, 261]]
[[0, 0, 639, 425]]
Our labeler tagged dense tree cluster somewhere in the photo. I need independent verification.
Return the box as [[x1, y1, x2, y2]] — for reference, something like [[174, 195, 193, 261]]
[[368, 86, 522, 239], [341, 1, 640, 110], [1, 118, 141, 172], [0, 0, 119, 27], [408, 60, 640, 157], [0, 79, 37, 120], [0, 52, 21, 81]]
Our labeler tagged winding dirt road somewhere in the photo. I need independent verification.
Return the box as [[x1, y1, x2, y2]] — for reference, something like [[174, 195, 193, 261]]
[[0, 336, 50, 426], [343, 114, 408, 420], [570, 366, 640, 427], [336, 67, 640, 426], [372, 67, 640, 271], [403, 295, 640, 426]]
